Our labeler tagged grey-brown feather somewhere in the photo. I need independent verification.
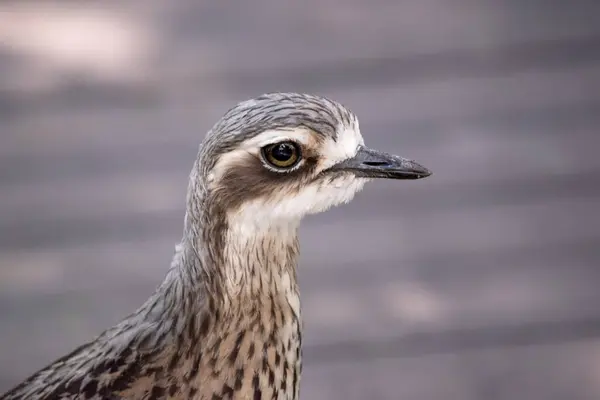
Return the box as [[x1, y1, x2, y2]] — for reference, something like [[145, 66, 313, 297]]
[[1, 93, 357, 400]]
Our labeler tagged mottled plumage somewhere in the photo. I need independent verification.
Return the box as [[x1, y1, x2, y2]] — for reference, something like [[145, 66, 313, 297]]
[[1, 93, 431, 400]]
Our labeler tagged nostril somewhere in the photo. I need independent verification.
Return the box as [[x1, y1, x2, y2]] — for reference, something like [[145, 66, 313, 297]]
[[362, 161, 389, 167]]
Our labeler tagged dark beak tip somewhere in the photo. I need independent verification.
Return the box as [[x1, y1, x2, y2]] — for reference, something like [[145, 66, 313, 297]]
[[405, 161, 432, 180], [419, 167, 433, 179]]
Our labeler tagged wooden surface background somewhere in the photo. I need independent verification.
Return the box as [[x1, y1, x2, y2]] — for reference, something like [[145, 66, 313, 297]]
[[1, 1, 600, 398]]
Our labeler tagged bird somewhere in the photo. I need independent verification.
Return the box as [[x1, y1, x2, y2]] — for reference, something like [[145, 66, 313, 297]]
[[1, 92, 431, 400]]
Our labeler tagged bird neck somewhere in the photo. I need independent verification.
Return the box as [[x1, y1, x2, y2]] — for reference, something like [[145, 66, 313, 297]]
[[221, 217, 301, 303], [165, 203, 301, 313]]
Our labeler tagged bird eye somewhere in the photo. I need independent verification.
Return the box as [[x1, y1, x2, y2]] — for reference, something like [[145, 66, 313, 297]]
[[262, 141, 301, 169]]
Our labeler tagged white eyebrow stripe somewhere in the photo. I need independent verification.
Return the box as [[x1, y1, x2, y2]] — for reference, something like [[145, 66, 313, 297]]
[[211, 119, 365, 183], [240, 128, 314, 150]]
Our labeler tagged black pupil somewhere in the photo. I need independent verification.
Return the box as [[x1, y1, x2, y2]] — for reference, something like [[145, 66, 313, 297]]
[[271, 143, 295, 161]]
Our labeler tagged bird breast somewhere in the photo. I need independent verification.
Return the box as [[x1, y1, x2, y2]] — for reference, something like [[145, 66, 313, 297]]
[[117, 295, 303, 400]]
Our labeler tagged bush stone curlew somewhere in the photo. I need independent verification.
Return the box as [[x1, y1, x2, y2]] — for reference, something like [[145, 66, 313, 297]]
[[1, 93, 431, 400]]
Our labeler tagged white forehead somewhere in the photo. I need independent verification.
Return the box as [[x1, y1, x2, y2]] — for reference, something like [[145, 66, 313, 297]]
[[319, 120, 365, 169]]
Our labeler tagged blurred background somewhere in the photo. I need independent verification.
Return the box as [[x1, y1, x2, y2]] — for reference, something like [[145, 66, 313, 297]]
[[1, 0, 600, 398]]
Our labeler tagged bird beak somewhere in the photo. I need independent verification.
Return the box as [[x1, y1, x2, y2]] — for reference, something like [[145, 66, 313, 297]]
[[329, 146, 432, 180]]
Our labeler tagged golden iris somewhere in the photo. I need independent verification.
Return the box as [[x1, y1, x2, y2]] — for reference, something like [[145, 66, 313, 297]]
[[262, 141, 301, 169]]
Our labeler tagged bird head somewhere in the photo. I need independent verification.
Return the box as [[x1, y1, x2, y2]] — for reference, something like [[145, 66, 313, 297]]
[[191, 93, 431, 230]]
